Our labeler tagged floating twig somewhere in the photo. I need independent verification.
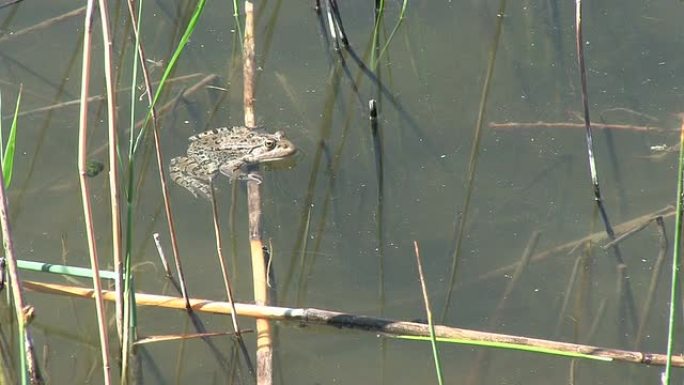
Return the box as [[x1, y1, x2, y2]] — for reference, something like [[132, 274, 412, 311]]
[[24, 280, 684, 369]]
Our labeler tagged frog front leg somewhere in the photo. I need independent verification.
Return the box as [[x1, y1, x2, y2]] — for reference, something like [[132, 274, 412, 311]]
[[219, 159, 263, 184]]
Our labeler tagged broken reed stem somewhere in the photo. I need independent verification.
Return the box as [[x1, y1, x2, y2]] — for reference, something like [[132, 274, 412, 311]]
[[24, 279, 684, 369], [77, 1, 112, 384], [242, 1, 273, 384], [97, 0, 124, 343], [574, 0, 638, 334], [124, 0, 191, 309]]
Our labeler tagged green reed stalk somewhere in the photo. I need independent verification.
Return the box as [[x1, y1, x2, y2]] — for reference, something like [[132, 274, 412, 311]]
[[375, 0, 408, 67], [120, 0, 147, 378], [663, 120, 684, 383]]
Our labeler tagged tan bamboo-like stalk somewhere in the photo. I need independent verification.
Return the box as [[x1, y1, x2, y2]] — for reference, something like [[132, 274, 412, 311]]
[[243, 1, 273, 383], [96, 0, 124, 341], [24, 280, 684, 369], [77, 1, 112, 384], [0, 97, 42, 384]]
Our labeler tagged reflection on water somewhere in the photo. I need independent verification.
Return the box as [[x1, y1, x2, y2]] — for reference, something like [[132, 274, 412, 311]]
[[0, 0, 679, 383]]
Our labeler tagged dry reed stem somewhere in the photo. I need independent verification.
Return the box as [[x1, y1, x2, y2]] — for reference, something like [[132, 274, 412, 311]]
[[209, 187, 243, 335], [77, 1, 112, 384], [96, 0, 124, 342], [0, 97, 41, 385], [413, 241, 444, 384], [243, 1, 273, 384], [125, 0, 191, 309], [23, 280, 684, 368]]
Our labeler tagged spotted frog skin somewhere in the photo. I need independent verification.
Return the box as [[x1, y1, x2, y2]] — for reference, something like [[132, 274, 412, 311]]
[[169, 126, 296, 199]]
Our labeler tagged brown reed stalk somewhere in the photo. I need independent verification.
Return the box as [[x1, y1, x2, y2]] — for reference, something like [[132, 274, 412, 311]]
[[243, 1, 274, 383], [124, 0, 191, 309], [24, 280, 684, 369], [413, 241, 444, 384], [0, 93, 42, 385], [77, 1, 112, 384], [96, 0, 124, 342]]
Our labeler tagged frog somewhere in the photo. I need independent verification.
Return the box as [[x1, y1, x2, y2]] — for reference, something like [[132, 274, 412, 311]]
[[169, 126, 296, 199]]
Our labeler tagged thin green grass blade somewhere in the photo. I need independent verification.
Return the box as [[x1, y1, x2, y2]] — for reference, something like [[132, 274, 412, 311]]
[[0, 91, 3, 162], [663, 120, 684, 383], [132, 0, 206, 154], [3, 87, 21, 187], [394, 335, 613, 362], [121, 0, 148, 378]]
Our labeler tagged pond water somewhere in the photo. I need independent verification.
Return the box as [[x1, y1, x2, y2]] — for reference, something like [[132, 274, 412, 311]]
[[0, 0, 682, 384]]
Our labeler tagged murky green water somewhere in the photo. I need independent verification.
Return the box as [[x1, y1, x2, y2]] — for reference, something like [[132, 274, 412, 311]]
[[0, 0, 681, 383]]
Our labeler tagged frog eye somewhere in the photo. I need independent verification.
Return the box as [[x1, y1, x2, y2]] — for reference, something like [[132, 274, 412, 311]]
[[264, 138, 277, 150]]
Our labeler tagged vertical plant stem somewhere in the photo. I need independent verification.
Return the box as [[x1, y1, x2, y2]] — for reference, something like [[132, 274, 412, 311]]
[[96, 0, 123, 343], [243, 1, 273, 384], [243, 0, 256, 129], [77, 1, 112, 384]]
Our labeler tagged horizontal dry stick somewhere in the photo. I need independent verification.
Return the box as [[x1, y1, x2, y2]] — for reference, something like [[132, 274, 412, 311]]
[[24, 280, 684, 368], [489, 121, 670, 133]]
